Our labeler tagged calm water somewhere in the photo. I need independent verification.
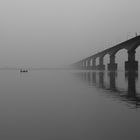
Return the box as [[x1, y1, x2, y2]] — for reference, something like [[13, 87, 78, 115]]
[[0, 69, 140, 140]]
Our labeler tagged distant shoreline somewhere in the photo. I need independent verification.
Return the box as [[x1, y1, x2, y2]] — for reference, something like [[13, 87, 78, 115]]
[[0, 67, 73, 71]]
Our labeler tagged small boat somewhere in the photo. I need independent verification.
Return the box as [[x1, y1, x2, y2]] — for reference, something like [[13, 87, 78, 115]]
[[20, 69, 28, 72]]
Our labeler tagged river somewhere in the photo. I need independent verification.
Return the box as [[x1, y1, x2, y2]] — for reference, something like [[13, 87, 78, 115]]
[[0, 69, 140, 140]]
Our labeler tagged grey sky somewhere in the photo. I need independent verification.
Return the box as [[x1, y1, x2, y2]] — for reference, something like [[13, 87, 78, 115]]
[[0, 0, 140, 67]]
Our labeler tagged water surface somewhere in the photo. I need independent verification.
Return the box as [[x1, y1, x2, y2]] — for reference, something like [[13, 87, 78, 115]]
[[0, 70, 140, 140]]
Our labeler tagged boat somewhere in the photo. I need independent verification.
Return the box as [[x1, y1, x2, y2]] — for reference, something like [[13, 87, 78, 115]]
[[20, 69, 28, 72]]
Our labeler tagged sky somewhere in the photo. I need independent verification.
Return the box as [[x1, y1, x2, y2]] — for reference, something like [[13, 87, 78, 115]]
[[0, 0, 140, 67]]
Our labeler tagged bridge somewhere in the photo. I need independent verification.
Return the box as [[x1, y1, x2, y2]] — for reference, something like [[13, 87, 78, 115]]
[[73, 35, 140, 71]]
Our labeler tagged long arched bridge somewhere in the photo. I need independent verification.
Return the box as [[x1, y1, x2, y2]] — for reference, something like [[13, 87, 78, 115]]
[[73, 35, 140, 71]]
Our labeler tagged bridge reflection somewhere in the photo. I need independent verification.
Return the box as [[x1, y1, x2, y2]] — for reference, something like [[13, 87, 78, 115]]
[[75, 71, 140, 109]]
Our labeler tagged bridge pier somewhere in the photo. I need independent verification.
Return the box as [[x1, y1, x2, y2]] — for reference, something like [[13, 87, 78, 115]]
[[108, 54, 117, 71], [83, 61, 87, 70], [81, 61, 85, 69], [97, 57, 105, 70], [86, 59, 91, 70], [79, 62, 83, 69], [125, 50, 138, 71], [92, 58, 97, 70]]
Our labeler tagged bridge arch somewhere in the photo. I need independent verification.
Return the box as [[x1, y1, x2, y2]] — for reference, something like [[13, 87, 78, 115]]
[[95, 57, 100, 66], [103, 54, 110, 70], [115, 48, 128, 71], [85, 59, 89, 68], [89, 58, 93, 67], [136, 45, 140, 70]]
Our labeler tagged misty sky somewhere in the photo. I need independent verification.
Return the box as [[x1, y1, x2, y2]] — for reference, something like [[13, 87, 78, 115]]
[[0, 0, 140, 67]]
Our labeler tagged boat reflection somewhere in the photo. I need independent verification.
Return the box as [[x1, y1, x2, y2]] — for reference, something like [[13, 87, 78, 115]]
[[75, 70, 140, 109]]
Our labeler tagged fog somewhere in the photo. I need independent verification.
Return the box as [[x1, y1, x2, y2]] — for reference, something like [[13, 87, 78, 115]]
[[0, 0, 140, 67]]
